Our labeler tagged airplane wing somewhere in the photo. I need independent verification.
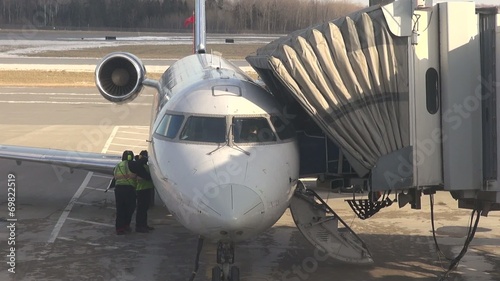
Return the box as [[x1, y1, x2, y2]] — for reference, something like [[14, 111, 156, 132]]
[[0, 145, 121, 175]]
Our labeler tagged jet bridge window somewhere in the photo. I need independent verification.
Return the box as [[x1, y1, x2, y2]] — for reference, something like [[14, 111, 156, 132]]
[[155, 114, 184, 139], [180, 116, 226, 143], [233, 117, 276, 143]]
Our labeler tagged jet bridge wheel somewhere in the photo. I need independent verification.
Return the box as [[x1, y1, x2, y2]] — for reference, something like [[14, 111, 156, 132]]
[[289, 181, 374, 264]]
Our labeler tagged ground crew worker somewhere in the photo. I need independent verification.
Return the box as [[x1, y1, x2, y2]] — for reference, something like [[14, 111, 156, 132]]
[[112, 150, 151, 235], [135, 150, 155, 233]]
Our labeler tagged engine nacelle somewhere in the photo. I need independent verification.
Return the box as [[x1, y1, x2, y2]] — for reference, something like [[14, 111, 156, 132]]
[[95, 52, 146, 103]]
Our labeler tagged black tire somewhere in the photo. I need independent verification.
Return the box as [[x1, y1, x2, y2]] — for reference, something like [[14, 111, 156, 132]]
[[230, 266, 240, 281], [212, 266, 222, 281]]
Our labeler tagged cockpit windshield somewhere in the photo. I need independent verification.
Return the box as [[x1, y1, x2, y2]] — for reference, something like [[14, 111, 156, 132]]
[[233, 117, 276, 143], [155, 114, 184, 139], [180, 116, 226, 143], [156, 113, 295, 145]]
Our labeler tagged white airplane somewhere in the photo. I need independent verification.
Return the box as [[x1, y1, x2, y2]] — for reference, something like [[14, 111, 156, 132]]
[[0, 1, 372, 280], [8, 0, 497, 280]]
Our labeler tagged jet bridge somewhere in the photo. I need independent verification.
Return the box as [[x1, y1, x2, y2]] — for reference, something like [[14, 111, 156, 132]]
[[247, 0, 500, 212]]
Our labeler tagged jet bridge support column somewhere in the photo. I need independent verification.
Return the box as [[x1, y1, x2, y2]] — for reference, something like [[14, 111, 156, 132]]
[[458, 7, 500, 212], [439, 2, 482, 194]]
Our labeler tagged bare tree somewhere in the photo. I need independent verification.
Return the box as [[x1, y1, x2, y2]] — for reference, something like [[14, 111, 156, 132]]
[[0, 0, 362, 32]]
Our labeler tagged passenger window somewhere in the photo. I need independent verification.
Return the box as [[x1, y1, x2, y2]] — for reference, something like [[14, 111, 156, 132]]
[[180, 116, 226, 143], [270, 115, 296, 140], [155, 114, 184, 139], [233, 117, 276, 143]]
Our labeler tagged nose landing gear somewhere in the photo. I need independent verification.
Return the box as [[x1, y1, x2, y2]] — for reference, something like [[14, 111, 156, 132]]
[[212, 241, 239, 281]]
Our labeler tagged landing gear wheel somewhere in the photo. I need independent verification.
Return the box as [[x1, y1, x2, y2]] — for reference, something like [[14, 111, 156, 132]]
[[212, 266, 222, 281], [230, 266, 240, 281], [213, 241, 237, 280]]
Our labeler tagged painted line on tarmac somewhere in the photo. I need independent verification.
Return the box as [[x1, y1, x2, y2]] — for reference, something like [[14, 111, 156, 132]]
[[49, 97, 104, 100], [107, 149, 125, 154], [74, 201, 116, 209], [0, 92, 154, 97], [109, 143, 148, 148], [84, 186, 112, 192], [114, 136, 148, 141], [47, 128, 117, 243], [102, 126, 119, 153], [0, 100, 151, 105], [48, 171, 94, 243], [67, 217, 114, 228], [118, 125, 149, 129], [57, 237, 76, 241], [118, 130, 149, 135], [0, 92, 102, 96]]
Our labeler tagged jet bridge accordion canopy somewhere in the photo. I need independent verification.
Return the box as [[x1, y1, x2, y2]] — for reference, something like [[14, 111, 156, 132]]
[[247, 7, 410, 176]]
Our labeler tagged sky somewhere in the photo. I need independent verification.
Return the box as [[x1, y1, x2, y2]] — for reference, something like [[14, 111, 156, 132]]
[[352, 0, 499, 6]]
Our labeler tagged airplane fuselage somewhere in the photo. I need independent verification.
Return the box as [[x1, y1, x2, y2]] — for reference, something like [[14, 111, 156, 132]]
[[147, 54, 300, 242]]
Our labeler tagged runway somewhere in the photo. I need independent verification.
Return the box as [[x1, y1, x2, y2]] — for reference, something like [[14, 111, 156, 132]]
[[0, 87, 500, 281], [0, 57, 251, 73], [0, 29, 268, 72]]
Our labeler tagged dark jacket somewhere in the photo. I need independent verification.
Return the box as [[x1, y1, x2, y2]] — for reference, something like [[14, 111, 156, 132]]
[[127, 159, 151, 181], [110, 159, 151, 188]]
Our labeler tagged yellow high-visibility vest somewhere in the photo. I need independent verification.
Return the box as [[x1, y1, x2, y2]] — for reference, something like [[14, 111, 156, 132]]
[[136, 165, 154, 191], [114, 160, 137, 187]]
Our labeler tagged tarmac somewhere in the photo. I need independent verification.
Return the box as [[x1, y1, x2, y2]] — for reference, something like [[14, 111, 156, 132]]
[[0, 31, 499, 280], [0, 86, 499, 281]]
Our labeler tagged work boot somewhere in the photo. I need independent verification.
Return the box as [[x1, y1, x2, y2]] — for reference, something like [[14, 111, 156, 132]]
[[136, 226, 150, 233]]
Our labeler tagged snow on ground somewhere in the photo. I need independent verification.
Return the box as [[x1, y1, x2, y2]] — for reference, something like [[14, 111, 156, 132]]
[[0, 32, 279, 58]]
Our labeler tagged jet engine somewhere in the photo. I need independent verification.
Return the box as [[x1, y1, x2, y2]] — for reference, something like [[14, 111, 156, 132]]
[[95, 52, 146, 103]]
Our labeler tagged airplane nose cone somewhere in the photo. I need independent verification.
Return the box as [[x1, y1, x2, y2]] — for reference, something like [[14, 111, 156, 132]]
[[199, 184, 264, 232]]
